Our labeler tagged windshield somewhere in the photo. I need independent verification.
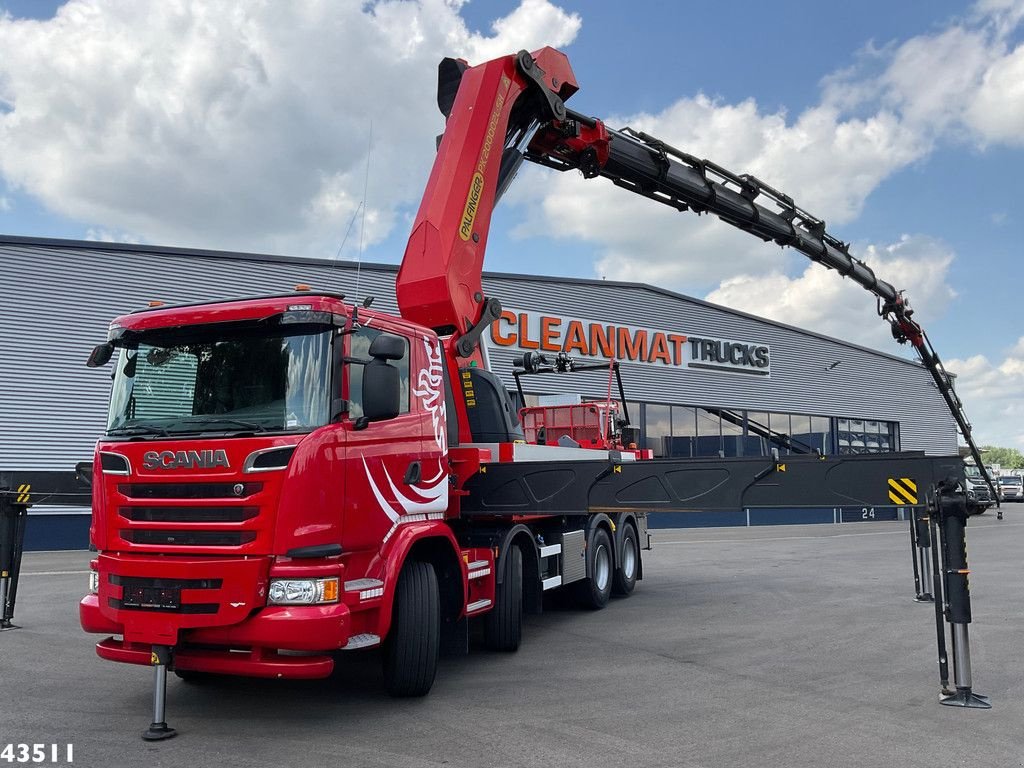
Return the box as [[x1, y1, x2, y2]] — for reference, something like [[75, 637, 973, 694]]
[[107, 326, 332, 435], [999, 476, 1021, 485]]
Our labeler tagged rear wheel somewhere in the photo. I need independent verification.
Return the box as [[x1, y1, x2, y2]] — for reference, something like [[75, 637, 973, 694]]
[[484, 545, 523, 651], [383, 560, 439, 697], [612, 523, 639, 597], [577, 527, 613, 610]]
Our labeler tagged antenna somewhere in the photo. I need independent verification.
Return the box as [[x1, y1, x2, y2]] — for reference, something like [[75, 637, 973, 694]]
[[355, 120, 373, 299], [334, 201, 363, 261]]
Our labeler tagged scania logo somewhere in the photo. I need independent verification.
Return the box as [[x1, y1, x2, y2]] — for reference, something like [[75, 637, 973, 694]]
[[142, 449, 230, 470]]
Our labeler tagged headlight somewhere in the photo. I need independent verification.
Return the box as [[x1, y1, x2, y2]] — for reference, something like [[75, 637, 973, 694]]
[[88, 569, 99, 594], [267, 578, 339, 605]]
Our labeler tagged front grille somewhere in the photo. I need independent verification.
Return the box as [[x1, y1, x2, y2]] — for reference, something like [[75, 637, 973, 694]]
[[118, 482, 263, 499], [119, 506, 259, 523], [120, 530, 257, 547]]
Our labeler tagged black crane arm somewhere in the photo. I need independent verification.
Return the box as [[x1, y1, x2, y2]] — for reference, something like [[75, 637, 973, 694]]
[[523, 107, 997, 502]]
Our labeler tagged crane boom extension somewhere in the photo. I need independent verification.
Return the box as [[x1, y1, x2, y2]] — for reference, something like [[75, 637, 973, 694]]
[[527, 108, 996, 501], [395, 48, 994, 499]]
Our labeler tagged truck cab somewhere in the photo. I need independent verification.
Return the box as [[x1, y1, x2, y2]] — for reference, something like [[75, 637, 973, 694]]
[[80, 292, 459, 679]]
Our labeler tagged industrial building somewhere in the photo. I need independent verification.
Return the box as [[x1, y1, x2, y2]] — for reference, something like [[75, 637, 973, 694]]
[[0, 236, 957, 548]]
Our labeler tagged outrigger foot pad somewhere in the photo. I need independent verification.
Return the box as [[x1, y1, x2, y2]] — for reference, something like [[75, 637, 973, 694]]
[[142, 723, 177, 741], [940, 689, 991, 709], [914, 593, 933, 603]]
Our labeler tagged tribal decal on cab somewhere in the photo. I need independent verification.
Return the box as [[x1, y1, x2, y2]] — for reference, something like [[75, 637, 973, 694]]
[[413, 337, 447, 454], [362, 457, 448, 524]]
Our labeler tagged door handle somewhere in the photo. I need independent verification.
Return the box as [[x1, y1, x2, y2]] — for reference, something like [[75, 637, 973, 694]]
[[404, 461, 422, 485]]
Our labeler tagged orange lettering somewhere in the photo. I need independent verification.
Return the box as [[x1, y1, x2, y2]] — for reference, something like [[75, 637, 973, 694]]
[[668, 334, 688, 365], [618, 328, 648, 361], [648, 332, 671, 365], [491, 310, 518, 346], [540, 316, 562, 352], [518, 313, 539, 349], [590, 324, 615, 358], [563, 320, 589, 355]]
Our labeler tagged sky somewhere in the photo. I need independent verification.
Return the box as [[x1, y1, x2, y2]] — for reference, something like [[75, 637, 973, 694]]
[[1, 0, 1023, 451]]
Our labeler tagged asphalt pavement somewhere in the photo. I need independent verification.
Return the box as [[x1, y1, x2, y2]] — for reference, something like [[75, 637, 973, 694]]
[[2, 511, 1022, 768]]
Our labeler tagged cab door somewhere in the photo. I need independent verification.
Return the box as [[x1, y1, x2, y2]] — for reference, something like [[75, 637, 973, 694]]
[[341, 324, 445, 550]]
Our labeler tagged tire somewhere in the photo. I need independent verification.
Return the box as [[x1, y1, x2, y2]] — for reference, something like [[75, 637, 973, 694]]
[[484, 545, 523, 652], [577, 527, 613, 610], [612, 523, 639, 597], [383, 560, 439, 697]]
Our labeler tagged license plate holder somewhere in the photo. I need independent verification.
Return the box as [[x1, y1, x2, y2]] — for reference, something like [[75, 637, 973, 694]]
[[122, 585, 181, 610]]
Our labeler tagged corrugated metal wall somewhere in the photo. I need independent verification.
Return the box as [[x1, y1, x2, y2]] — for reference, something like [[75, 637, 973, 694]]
[[0, 237, 957, 477]]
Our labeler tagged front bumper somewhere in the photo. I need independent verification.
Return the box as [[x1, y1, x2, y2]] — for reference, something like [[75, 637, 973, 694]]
[[93, 636, 336, 679], [81, 551, 355, 678]]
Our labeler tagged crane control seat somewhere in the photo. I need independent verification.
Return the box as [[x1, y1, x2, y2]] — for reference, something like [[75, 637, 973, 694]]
[[459, 366, 524, 443]]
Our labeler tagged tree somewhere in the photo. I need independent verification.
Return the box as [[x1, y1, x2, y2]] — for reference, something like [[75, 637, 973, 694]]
[[980, 446, 1024, 469]]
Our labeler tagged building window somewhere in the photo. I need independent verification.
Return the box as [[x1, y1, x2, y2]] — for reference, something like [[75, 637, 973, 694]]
[[720, 410, 744, 457], [646, 404, 671, 457], [669, 406, 696, 458], [695, 407, 722, 457], [836, 417, 898, 454], [636, 402, 899, 459]]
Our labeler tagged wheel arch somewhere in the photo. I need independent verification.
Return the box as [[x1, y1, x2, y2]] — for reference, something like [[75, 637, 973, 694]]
[[494, 524, 542, 615], [377, 523, 464, 640]]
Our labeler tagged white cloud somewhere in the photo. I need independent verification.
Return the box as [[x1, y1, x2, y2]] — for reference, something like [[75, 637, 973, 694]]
[[0, 195, 10, 211], [84, 227, 140, 244], [947, 336, 1024, 449], [704, 234, 957, 352], [0, 0, 580, 255], [965, 41, 1024, 145]]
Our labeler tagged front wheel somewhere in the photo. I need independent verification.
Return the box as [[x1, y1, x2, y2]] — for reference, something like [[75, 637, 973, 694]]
[[383, 560, 439, 697]]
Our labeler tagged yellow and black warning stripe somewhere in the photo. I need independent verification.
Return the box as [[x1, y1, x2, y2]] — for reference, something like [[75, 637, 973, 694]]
[[888, 477, 918, 505], [16, 484, 31, 504]]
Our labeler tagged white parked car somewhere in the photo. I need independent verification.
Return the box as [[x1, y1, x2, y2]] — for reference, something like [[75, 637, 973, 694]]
[[997, 475, 1023, 502]]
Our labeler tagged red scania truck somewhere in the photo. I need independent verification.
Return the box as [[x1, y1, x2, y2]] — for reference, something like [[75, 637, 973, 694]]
[[79, 47, 995, 739]]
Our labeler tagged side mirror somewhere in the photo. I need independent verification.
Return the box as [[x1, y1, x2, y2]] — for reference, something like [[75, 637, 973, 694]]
[[86, 342, 114, 368], [360, 358, 400, 425]]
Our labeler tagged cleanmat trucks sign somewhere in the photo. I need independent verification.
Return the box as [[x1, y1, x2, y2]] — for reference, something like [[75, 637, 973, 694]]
[[489, 309, 771, 377]]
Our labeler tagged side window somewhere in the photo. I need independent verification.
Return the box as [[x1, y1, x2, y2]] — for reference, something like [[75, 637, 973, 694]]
[[347, 327, 410, 419]]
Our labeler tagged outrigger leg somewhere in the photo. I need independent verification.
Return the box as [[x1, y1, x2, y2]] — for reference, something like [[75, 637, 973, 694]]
[[909, 507, 934, 602], [929, 480, 991, 709], [142, 645, 178, 740]]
